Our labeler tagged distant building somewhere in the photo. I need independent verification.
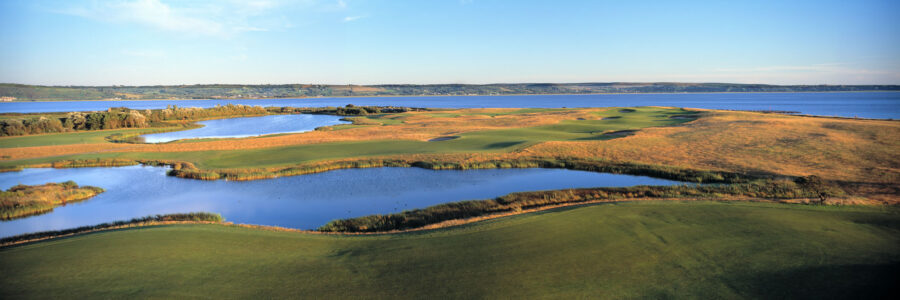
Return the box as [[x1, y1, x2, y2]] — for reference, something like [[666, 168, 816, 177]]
[[0, 96, 16, 102]]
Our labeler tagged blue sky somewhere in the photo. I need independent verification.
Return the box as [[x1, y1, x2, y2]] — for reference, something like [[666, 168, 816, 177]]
[[1, 0, 898, 85]]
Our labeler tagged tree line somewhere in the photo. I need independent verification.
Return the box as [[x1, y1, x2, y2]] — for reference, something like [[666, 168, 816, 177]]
[[267, 104, 425, 116], [0, 104, 268, 136]]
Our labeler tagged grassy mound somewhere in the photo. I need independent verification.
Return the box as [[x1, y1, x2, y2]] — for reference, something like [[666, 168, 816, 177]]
[[1, 202, 897, 298]]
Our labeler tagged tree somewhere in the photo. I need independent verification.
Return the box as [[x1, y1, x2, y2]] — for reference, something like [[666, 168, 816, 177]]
[[794, 175, 842, 204]]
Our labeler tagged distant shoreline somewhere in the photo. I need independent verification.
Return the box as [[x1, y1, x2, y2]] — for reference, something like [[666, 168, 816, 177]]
[[5, 90, 899, 103]]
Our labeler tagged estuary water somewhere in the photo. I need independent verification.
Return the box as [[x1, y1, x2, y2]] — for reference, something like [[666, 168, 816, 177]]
[[141, 114, 348, 143], [1, 92, 898, 119], [0, 166, 683, 237]]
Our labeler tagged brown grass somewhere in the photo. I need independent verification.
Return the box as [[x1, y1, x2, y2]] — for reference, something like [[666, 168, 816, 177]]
[[523, 110, 900, 184]]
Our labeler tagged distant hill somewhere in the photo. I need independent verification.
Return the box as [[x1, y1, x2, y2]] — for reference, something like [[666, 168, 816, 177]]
[[1, 82, 898, 101]]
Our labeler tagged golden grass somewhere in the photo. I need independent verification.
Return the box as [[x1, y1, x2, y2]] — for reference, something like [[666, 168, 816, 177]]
[[1, 182, 104, 220], [523, 110, 900, 183]]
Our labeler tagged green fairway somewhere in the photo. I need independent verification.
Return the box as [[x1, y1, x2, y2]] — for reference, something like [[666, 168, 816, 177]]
[[2, 201, 897, 298]]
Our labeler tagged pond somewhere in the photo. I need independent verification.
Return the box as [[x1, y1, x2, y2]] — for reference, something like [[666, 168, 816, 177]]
[[0, 166, 685, 237], [141, 114, 348, 143], [2, 92, 898, 119]]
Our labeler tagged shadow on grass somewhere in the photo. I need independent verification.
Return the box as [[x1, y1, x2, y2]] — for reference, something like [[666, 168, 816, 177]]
[[483, 141, 526, 149], [725, 262, 900, 299]]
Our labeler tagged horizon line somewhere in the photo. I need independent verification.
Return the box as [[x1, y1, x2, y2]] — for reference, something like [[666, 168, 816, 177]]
[[3, 81, 900, 88]]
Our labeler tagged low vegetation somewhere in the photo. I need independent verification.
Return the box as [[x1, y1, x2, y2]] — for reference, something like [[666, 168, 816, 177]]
[[50, 158, 139, 168], [319, 176, 845, 232], [0, 181, 104, 220], [267, 105, 426, 116], [165, 157, 747, 183]]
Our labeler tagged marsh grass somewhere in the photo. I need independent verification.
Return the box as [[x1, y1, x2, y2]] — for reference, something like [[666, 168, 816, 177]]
[[0, 181, 104, 220]]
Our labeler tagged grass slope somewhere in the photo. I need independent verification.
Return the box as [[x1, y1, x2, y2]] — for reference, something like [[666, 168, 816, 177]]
[[1, 202, 897, 298]]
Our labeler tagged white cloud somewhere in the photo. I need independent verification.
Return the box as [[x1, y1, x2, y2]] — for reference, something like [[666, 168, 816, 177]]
[[57, 0, 306, 37], [343, 15, 363, 22], [338, 0, 347, 9]]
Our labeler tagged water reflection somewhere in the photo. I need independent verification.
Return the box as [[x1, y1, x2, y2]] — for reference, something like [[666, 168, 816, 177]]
[[141, 114, 348, 143]]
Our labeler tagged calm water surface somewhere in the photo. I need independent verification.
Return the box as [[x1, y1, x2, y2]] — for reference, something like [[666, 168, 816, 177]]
[[141, 114, 347, 143], [0, 166, 683, 237], [2, 92, 897, 119]]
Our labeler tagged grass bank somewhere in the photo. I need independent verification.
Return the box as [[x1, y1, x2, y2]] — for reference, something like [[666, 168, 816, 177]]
[[318, 178, 843, 232], [0, 202, 896, 298], [0, 212, 223, 247]]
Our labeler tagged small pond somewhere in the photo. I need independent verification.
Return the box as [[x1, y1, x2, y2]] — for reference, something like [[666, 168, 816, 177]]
[[0, 166, 684, 237], [141, 114, 348, 143]]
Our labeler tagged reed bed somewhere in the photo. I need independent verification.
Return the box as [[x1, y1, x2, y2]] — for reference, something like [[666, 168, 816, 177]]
[[1, 181, 105, 220]]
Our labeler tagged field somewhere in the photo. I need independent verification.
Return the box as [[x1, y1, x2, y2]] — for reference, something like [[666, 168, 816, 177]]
[[1, 106, 899, 298], [1, 106, 897, 201], [1, 202, 897, 298], [0, 107, 695, 166]]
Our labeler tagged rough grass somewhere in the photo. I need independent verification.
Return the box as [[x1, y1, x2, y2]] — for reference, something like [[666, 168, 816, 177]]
[[1, 202, 897, 298], [526, 109, 900, 184], [0, 182, 104, 220]]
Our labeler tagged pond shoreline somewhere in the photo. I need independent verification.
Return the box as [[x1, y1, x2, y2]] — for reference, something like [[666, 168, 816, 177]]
[[2, 196, 867, 248]]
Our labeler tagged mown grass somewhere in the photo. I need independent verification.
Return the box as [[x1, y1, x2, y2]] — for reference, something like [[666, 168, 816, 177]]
[[1, 202, 897, 298]]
